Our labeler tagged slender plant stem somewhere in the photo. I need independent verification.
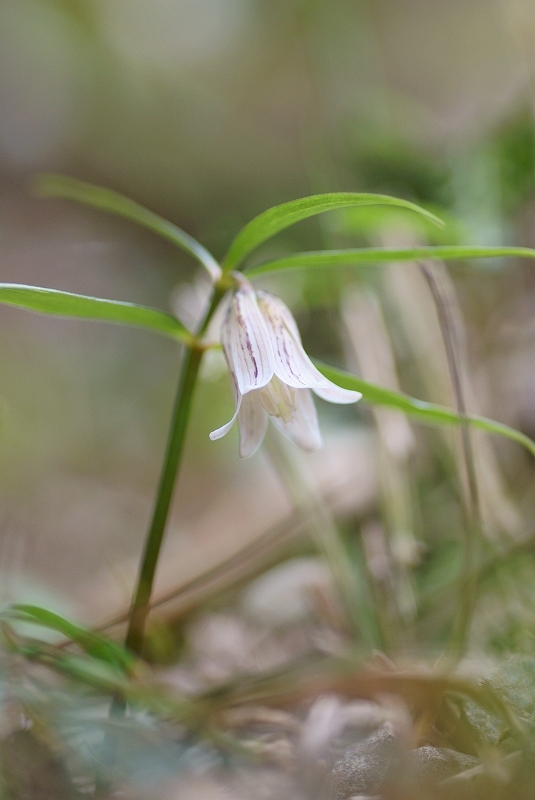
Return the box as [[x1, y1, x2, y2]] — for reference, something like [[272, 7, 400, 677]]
[[419, 261, 481, 662], [124, 345, 203, 654], [124, 286, 225, 656], [263, 430, 374, 648], [101, 288, 223, 782]]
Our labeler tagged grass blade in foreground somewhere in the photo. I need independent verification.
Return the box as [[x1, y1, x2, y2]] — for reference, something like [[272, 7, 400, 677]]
[[0, 284, 191, 342], [7, 604, 134, 671], [315, 362, 535, 459], [222, 194, 444, 272], [35, 174, 222, 281], [247, 245, 535, 276]]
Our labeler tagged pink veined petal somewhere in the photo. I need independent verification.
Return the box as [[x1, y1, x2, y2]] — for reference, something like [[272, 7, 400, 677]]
[[258, 292, 363, 404], [237, 391, 269, 458], [257, 290, 302, 340], [269, 387, 322, 453], [257, 291, 327, 390], [221, 287, 274, 395], [312, 383, 362, 404]]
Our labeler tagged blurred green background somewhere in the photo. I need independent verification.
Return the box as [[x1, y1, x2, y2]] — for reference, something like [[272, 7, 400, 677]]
[[1, 0, 535, 666]]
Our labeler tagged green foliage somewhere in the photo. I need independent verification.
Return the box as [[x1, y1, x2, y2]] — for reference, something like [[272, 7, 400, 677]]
[[222, 192, 444, 271], [14, 177, 535, 741], [332, 205, 465, 246], [315, 361, 535, 458], [495, 111, 535, 217], [246, 245, 535, 277], [6, 604, 135, 671], [0, 179, 528, 483], [0, 283, 191, 342], [354, 138, 453, 207], [34, 174, 222, 279]]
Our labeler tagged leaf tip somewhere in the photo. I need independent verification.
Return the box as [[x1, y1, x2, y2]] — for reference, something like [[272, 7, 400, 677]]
[[31, 172, 66, 199], [419, 206, 445, 229]]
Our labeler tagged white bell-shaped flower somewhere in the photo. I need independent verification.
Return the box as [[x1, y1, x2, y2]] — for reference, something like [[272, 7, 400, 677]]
[[210, 276, 361, 457]]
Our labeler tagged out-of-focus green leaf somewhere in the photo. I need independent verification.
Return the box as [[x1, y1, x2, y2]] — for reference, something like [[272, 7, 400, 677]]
[[34, 174, 222, 280], [222, 193, 444, 271], [8, 605, 135, 671], [247, 245, 535, 276], [1, 623, 202, 724], [332, 205, 465, 245], [0, 284, 191, 342], [315, 362, 535, 458], [10, 636, 132, 690], [495, 110, 535, 217]]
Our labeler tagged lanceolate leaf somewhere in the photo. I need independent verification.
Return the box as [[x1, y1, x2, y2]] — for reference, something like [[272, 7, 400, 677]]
[[315, 362, 535, 459], [222, 194, 444, 272], [35, 174, 222, 281], [0, 284, 191, 342], [8, 604, 134, 671], [2, 623, 200, 723], [247, 245, 535, 277]]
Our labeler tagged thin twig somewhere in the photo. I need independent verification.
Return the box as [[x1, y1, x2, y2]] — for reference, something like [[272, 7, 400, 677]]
[[419, 260, 481, 662], [264, 429, 375, 649], [96, 511, 304, 633]]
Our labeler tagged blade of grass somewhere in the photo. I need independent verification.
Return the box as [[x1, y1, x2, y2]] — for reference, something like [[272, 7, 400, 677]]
[[264, 430, 376, 648], [246, 245, 535, 276], [418, 261, 481, 662], [34, 174, 222, 281], [222, 195, 444, 272], [7, 604, 134, 671], [0, 283, 192, 342], [314, 361, 535, 459]]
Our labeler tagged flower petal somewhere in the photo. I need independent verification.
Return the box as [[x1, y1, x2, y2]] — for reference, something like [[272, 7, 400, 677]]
[[237, 391, 269, 457], [258, 292, 363, 404], [257, 291, 332, 389], [221, 284, 274, 395], [209, 394, 242, 440], [259, 374, 295, 419], [269, 387, 322, 453], [312, 383, 363, 404], [209, 373, 242, 441]]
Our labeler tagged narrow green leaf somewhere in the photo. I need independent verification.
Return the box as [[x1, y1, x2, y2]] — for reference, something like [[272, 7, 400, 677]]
[[8, 604, 134, 670], [34, 174, 222, 280], [53, 652, 130, 689], [0, 283, 191, 342], [2, 625, 197, 720], [222, 194, 444, 272], [315, 362, 535, 459], [247, 245, 535, 277], [333, 204, 464, 246]]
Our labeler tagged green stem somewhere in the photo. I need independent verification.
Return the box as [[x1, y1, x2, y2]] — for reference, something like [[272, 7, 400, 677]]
[[264, 430, 373, 648], [124, 345, 203, 655], [124, 287, 225, 656], [419, 261, 481, 663]]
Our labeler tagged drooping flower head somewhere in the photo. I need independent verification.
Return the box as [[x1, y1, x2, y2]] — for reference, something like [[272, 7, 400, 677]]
[[210, 275, 361, 457]]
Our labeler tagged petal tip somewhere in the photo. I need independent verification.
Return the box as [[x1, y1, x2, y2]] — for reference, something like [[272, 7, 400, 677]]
[[313, 384, 362, 404]]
